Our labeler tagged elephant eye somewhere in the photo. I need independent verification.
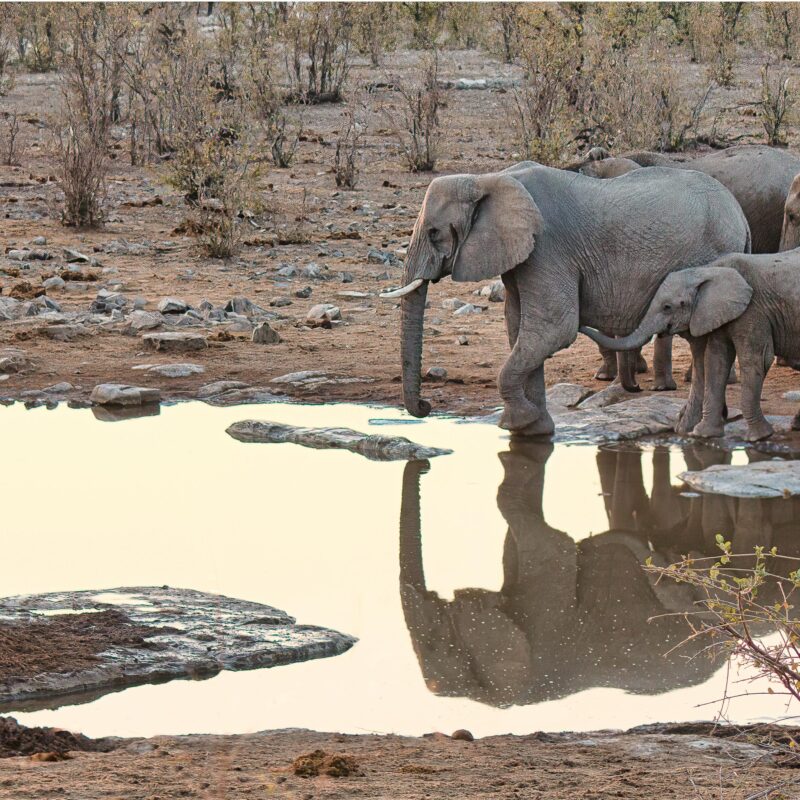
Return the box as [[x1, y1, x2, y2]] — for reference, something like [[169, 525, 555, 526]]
[[428, 227, 439, 241], [663, 303, 672, 312]]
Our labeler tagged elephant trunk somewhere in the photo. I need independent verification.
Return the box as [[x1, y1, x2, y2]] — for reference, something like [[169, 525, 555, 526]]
[[401, 280, 431, 418], [580, 323, 654, 353], [780, 217, 800, 252]]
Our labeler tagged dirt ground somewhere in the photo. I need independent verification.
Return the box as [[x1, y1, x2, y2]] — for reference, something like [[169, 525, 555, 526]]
[[2, 49, 800, 420], [1, 723, 798, 799]]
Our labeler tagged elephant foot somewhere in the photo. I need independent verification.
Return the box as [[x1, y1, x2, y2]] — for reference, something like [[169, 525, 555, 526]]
[[513, 413, 556, 438], [684, 366, 692, 384], [676, 407, 701, 436], [594, 366, 616, 381], [726, 365, 738, 385], [652, 377, 677, 391], [691, 419, 725, 439], [622, 383, 642, 393], [745, 419, 775, 442], [636, 356, 648, 374], [792, 412, 800, 432], [499, 401, 541, 433]]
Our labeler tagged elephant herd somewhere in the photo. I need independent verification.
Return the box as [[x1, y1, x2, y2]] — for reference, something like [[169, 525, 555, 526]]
[[385, 145, 800, 442], [398, 444, 800, 707]]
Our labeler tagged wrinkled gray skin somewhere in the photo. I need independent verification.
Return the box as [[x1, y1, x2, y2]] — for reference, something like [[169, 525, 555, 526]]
[[780, 172, 800, 252], [397, 163, 750, 435], [582, 251, 800, 441]]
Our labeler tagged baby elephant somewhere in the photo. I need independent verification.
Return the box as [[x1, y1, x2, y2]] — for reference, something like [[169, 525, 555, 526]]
[[580, 251, 800, 441]]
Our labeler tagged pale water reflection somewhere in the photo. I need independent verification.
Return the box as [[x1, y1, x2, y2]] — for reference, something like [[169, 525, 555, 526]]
[[1, 401, 794, 738]]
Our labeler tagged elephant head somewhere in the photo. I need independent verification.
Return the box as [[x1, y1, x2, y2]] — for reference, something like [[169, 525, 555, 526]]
[[381, 172, 542, 418], [579, 266, 752, 350], [780, 172, 800, 252], [580, 157, 641, 179]]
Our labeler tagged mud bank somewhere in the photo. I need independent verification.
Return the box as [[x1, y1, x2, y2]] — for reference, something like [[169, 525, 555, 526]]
[[0, 723, 797, 799]]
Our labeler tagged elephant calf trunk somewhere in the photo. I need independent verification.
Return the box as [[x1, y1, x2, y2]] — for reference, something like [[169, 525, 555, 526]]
[[580, 325, 653, 352], [401, 281, 431, 418]]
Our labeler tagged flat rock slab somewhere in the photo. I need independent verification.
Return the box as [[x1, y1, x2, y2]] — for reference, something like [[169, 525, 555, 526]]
[[226, 420, 452, 461], [0, 587, 356, 712], [142, 332, 208, 353], [90, 384, 161, 406], [679, 459, 800, 498]]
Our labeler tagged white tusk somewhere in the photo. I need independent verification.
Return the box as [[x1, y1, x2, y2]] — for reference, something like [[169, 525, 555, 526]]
[[379, 279, 424, 299]]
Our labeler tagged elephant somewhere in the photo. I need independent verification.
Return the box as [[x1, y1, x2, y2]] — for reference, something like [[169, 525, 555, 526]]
[[397, 442, 800, 707], [780, 172, 800, 252], [580, 250, 800, 440], [384, 162, 751, 434]]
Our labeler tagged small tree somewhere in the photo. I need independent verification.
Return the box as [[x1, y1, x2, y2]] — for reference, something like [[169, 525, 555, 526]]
[[334, 92, 368, 189], [759, 60, 794, 146]]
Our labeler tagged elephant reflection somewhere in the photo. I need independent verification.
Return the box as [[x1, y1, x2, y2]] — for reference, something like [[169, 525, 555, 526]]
[[399, 443, 800, 708]]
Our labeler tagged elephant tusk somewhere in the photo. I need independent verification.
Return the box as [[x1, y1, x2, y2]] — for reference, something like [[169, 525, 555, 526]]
[[380, 279, 424, 299]]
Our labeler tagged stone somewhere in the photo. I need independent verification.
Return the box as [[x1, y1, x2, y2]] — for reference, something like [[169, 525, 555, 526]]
[[91, 289, 127, 313], [224, 297, 267, 316], [451, 729, 475, 742], [478, 280, 505, 302], [157, 297, 189, 314], [43, 276, 66, 291], [0, 349, 28, 374], [338, 271, 354, 283], [252, 322, 282, 344], [338, 291, 369, 299], [295, 286, 312, 299], [270, 297, 293, 307], [0, 297, 21, 321], [147, 363, 205, 378], [41, 382, 74, 395], [456, 335, 469, 346], [90, 383, 161, 406], [302, 263, 327, 280], [6, 249, 29, 261], [0, 586, 355, 708], [425, 366, 447, 381], [29, 236, 47, 246], [227, 421, 453, 461], [453, 303, 482, 316], [271, 370, 328, 386], [224, 316, 253, 333], [442, 298, 466, 311], [367, 248, 397, 266], [307, 304, 341, 325], [277, 265, 297, 278], [546, 383, 593, 408], [197, 380, 249, 399], [63, 248, 91, 263], [127, 311, 164, 332], [679, 460, 800, 498], [577, 383, 631, 410], [783, 391, 800, 402], [43, 324, 88, 341], [142, 332, 208, 353]]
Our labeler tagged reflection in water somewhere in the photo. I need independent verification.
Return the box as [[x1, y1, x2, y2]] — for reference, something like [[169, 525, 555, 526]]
[[400, 442, 800, 708]]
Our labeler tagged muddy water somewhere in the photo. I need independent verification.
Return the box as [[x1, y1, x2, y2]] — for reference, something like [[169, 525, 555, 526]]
[[2, 401, 794, 738]]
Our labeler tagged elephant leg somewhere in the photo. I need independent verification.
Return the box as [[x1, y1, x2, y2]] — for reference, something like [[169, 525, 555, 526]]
[[636, 351, 648, 374], [652, 335, 677, 391], [727, 362, 738, 385], [676, 336, 706, 435], [595, 345, 617, 381], [684, 362, 692, 383], [618, 350, 642, 392], [793, 407, 800, 432], [736, 336, 775, 442], [691, 334, 735, 439]]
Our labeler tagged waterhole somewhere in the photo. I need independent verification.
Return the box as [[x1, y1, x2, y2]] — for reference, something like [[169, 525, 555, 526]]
[[2, 401, 794, 738]]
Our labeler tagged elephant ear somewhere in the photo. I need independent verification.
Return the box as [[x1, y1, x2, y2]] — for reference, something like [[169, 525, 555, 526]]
[[451, 174, 542, 283], [689, 267, 753, 338]]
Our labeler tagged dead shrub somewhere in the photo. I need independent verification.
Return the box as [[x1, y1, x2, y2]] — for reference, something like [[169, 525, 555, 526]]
[[334, 92, 368, 189], [353, 4, 399, 67], [762, 3, 800, 61], [12, 2, 61, 73], [1, 112, 22, 166], [0, 6, 15, 96], [758, 60, 794, 146], [384, 52, 442, 172]]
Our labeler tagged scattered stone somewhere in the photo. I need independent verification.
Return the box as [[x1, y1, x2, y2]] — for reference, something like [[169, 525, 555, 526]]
[[442, 298, 466, 311], [293, 750, 363, 779], [453, 303, 482, 316], [142, 332, 208, 353], [451, 729, 474, 742], [147, 363, 205, 378], [224, 316, 253, 333], [252, 322, 282, 344], [277, 265, 297, 278], [197, 380, 249, 399], [91, 289, 127, 313], [227, 421, 453, 461], [43, 324, 88, 342], [29, 236, 47, 246], [478, 280, 505, 302], [367, 248, 397, 266], [42, 276, 65, 291], [295, 286, 312, 299], [127, 311, 164, 332], [302, 263, 327, 280], [547, 383, 593, 408], [784, 391, 800, 402], [0, 350, 27, 374], [6, 250, 29, 262], [338, 290, 369, 299], [456, 335, 469, 345], [425, 366, 448, 381], [90, 384, 161, 406], [0, 298, 21, 321], [157, 297, 189, 314], [0, 587, 356, 708], [577, 383, 630, 410], [307, 304, 341, 326], [679, 460, 800, 498], [9, 282, 44, 300], [39, 382, 74, 395], [63, 248, 91, 263], [271, 370, 328, 386], [224, 297, 266, 316], [60, 268, 99, 282], [270, 297, 293, 307], [338, 271, 354, 283]]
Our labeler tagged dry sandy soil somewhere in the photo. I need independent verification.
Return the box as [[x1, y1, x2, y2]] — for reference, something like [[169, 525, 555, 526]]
[[1, 722, 799, 800], [2, 49, 800, 420]]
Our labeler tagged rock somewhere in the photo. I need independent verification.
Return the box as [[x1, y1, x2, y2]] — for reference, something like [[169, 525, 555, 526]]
[[425, 366, 447, 381], [226, 421, 453, 461], [271, 370, 328, 386], [0, 297, 21, 321], [42, 276, 66, 291], [277, 265, 297, 278], [453, 303, 482, 316], [679, 460, 800, 498], [147, 363, 205, 378], [302, 263, 327, 280], [338, 290, 369, 299], [0, 349, 27, 374], [6, 249, 29, 261], [478, 280, 505, 302], [442, 298, 466, 311], [456, 335, 469, 346], [29, 236, 47, 246], [0, 587, 356, 708], [224, 316, 253, 333], [91, 289, 127, 313], [127, 311, 164, 332], [43, 324, 88, 341], [577, 383, 630, 410], [451, 729, 474, 742], [293, 750, 363, 778], [270, 297, 293, 307], [197, 380, 249, 398], [784, 391, 800, 402], [224, 297, 267, 316], [252, 322, 282, 344], [63, 248, 91, 263], [157, 297, 189, 314], [295, 286, 312, 299], [40, 382, 74, 395], [9, 281, 44, 300], [307, 304, 341, 325], [142, 332, 208, 353], [90, 383, 161, 406], [367, 248, 397, 266], [547, 383, 593, 408], [338, 271, 354, 283]]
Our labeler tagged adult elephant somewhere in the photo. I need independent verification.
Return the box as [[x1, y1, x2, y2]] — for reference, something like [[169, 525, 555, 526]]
[[384, 162, 750, 435]]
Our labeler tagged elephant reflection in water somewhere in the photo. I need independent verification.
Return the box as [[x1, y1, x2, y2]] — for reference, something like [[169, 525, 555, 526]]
[[399, 443, 800, 708]]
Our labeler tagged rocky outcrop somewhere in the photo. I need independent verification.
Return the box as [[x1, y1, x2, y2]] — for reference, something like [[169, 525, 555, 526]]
[[0, 587, 356, 712], [226, 420, 452, 460], [679, 459, 800, 498]]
